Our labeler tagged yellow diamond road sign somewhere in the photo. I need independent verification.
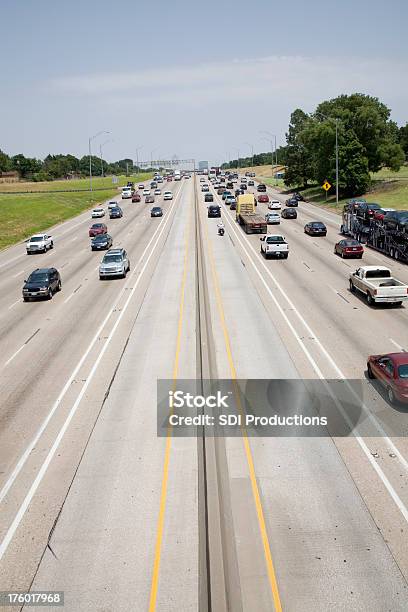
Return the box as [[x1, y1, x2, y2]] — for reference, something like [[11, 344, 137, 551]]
[[322, 181, 331, 191]]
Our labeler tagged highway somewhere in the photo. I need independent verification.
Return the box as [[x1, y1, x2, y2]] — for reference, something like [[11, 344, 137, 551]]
[[0, 174, 408, 611]]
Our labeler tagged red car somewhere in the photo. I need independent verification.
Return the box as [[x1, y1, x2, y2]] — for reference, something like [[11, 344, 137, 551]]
[[334, 239, 364, 258], [89, 223, 107, 237], [132, 192, 141, 202], [373, 207, 395, 222], [258, 194, 269, 204], [367, 352, 408, 404], [167, 177, 172, 182]]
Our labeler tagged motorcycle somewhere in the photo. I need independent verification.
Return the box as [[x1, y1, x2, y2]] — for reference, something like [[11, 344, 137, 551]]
[[218, 226, 225, 236]]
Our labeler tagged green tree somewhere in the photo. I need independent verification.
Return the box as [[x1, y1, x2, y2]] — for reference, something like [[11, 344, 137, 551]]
[[0, 149, 12, 172], [284, 109, 311, 188], [11, 154, 43, 178], [398, 123, 408, 157]]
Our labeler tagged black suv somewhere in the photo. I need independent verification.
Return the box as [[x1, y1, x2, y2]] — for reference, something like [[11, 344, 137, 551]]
[[208, 205, 221, 218], [281, 208, 297, 219], [383, 210, 408, 231], [22, 268, 61, 301], [204, 193, 214, 203], [257, 184, 266, 192]]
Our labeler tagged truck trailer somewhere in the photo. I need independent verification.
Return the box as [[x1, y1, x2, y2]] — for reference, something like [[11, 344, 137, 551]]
[[236, 194, 267, 234]]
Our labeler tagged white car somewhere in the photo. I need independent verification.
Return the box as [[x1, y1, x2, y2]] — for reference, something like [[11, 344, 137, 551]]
[[163, 191, 173, 200], [201, 185, 209, 192], [200, 177, 205, 182], [154, 188, 161, 195], [265, 212, 281, 225], [121, 187, 132, 199], [143, 189, 151, 196], [26, 233, 53, 254], [138, 184, 145, 189], [268, 200, 281, 210], [92, 207, 105, 218], [108, 201, 118, 210]]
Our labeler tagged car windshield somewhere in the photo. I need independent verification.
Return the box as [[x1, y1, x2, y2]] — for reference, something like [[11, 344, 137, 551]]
[[103, 255, 122, 263], [152, 208, 161, 212], [30, 236, 44, 242], [93, 235, 107, 241], [311, 223, 324, 227], [266, 236, 285, 243], [92, 224, 103, 228], [28, 272, 49, 282], [398, 365, 408, 379], [344, 240, 360, 246]]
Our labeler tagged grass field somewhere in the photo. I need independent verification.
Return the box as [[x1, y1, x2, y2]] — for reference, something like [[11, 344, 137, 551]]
[[0, 173, 152, 251], [0, 174, 150, 193]]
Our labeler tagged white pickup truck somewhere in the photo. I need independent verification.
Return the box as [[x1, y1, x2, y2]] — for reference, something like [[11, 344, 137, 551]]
[[349, 266, 408, 306], [26, 233, 53, 254], [260, 234, 289, 259]]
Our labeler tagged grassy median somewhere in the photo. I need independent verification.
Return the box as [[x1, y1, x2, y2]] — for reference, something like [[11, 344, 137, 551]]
[[0, 174, 152, 250]]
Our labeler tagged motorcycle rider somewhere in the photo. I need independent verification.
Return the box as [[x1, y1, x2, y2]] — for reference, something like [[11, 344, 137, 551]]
[[217, 221, 225, 235]]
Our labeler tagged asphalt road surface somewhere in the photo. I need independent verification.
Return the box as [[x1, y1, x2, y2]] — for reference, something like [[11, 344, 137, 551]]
[[0, 175, 408, 611]]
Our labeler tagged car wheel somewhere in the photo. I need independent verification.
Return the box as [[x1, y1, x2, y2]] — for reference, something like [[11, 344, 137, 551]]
[[57, 280, 62, 292], [367, 364, 375, 379], [283, 254, 289, 259], [366, 292, 374, 306], [48, 288, 53, 300], [341, 251, 345, 258], [50, 241, 54, 249], [358, 254, 363, 259], [387, 386, 396, 405], [23, 297, 29, 302], [390, 248, 395, 259], [349, 281, 355, 293]]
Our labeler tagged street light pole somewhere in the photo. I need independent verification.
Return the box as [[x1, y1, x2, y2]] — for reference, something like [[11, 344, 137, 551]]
[[259, 130, 277, 184], [89, 130, 110, 195], [245, 142, 254, 168], [135, 146, 143, 179], [99, 138, 114, 179]]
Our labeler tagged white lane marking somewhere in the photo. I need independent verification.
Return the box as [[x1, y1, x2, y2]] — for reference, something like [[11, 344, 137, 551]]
[[0, 183, 184, 560], [217, 195, 408, 523], [390, 338, 406, 352], [4, 345, 25, 366], [0, 253, 25, 271], [8, 298, 22, 309], [63, 293, 75, 305], [12, 270, 25, 278]]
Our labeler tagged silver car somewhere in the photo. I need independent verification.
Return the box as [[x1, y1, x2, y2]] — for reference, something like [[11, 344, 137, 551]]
[[265, 212, 281, 225], [99, 248, 130, 280]]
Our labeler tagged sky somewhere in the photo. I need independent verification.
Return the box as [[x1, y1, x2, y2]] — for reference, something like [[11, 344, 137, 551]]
[[1, 0, 408, 166]]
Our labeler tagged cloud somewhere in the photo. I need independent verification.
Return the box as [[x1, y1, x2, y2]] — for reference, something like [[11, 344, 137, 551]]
[[50, 55, 408, 116]]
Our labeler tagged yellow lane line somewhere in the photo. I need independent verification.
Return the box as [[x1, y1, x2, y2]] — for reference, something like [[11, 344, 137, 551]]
[[148, 197, 191, 612], [202, 213, 283, 612]]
